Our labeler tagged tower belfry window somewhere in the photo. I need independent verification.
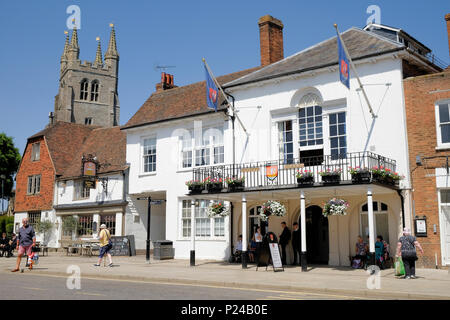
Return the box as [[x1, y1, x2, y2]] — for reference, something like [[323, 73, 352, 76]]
[[80, 80, 89, 100], [91, 81, 99, 102]]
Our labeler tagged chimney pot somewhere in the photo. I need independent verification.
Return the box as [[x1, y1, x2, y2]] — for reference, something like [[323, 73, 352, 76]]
[[258, 15, 284, 67]]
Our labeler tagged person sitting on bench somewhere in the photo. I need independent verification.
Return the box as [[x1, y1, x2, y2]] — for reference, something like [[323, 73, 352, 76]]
[[0, 232, 10, 257]]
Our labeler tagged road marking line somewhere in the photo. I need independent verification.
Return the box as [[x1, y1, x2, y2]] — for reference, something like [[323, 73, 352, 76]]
[[75, 292, 105, 297], [265, 295, 304, 300], [22, 287, 47, 291]]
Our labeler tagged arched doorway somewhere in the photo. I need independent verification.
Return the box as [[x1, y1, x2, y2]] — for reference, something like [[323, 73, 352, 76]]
[[299, 205, 329, 264]]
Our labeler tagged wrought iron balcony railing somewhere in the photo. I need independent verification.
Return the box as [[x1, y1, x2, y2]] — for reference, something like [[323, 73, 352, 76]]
[[191, 151, 397, 192]]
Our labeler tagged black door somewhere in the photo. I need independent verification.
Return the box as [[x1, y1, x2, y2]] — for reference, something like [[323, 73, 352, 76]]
[[300, 205, 329, 264]]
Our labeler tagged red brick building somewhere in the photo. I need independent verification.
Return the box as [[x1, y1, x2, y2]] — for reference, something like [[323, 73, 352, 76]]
[[14, 122, 94, 232], [404, 14, 450, 268]]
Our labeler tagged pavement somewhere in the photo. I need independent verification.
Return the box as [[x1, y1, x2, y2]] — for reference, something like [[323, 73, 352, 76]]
[[0, 253, 449, 300]]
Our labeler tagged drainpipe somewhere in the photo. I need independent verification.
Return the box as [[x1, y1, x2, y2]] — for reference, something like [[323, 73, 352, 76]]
[[396, 189, 406, 229], [230, 202, 234, 259]]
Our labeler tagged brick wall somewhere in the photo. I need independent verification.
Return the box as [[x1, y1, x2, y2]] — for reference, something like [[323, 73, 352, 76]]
[[404, 71, 450, 268], [14, 137, 55, 213]]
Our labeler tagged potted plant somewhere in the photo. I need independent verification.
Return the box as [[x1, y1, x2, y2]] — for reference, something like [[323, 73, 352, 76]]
[[295, 170, 314, 186], [185, 180, 204, 194], [319, 168, 341, 184], [62, 216, 79, 240], [226, 176, 245, 191], [204, 176, 223, 192], [349, 167, 371, 184], [206, 202, 230, 218], [322, 198, 349, 217], [258, 200, 286, 222], [36, 220, 54, 246], [371, 167, 403, 185]]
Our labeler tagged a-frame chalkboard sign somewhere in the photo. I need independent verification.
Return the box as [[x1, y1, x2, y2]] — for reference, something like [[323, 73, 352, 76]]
[[256, 243, 284, 272]]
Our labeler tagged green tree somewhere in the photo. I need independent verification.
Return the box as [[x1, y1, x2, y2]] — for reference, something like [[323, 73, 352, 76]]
[[0, 133, 21, 206]]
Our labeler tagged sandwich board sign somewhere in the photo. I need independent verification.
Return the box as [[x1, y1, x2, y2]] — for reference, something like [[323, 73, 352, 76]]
[[268, 243, 284, 272]]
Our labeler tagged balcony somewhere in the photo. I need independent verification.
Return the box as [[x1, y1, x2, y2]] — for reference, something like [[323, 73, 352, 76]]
[[190, 152, 398, 194]]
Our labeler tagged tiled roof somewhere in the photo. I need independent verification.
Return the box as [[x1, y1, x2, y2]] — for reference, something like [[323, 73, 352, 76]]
[[122, 67, 261, 130], [27, 122, 96, 175], [224, 28, 404, 88], [59, 126, 127, 179]]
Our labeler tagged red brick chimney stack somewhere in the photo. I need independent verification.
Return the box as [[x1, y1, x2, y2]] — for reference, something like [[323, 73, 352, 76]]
[[446, 13, 450, 66], [156, 72, 176, 92], [258, 15, 284, 67]]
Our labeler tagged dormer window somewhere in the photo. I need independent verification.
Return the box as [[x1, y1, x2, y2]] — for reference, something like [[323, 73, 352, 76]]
[[91, 80, 99, 102], [80, 79, 89, 100]]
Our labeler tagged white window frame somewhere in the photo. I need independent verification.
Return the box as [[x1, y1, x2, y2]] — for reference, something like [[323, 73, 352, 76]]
[[31, 143, 40, 161], [140, 135, 157, 175], [178, 125, 224, 170], [73, 180, 90, 200], [437, 189, 450, 265], [298, 105, 324, 152], [328, 111, 347, 159], [27, 175, 41, 195], [435, 100, 450, 149], [178, 198, 228, 241]]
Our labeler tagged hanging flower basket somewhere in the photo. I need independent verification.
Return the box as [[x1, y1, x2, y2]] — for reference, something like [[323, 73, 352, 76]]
[[206, 202, 230, 218], [258, 200, 286, 222], [322, 198, 349, 217]]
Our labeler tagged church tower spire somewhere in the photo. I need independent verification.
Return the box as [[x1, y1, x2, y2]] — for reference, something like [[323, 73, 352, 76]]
[[94, 37, 103, 66], [68, 26, 80, 60], [60, 31, 70, 72], [105, 24, 119, 61]]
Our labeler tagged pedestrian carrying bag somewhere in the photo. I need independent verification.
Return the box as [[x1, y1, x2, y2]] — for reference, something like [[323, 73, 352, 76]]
[[105, 229, 113, 251], [395, 257, 405, 276]]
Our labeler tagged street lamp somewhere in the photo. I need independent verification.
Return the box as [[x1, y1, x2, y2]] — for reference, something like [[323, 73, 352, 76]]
[[0, 175, 6, 215]]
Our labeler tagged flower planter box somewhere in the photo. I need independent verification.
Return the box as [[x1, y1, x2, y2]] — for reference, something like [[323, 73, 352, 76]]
[[297, 176, 314, 186], [206, 182, 223, 192], [228, 181, 244, 192], [188, 185, 204, 194], [321, 175, 341, 185], [351, 172, 371, 184]]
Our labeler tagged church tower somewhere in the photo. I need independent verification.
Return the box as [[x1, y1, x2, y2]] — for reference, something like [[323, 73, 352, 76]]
[[53, 24, 120, 127]]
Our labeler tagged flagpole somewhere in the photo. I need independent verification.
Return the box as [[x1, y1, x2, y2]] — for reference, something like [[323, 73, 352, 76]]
[[202, 58, 250, 136], [334, 24, 376, 119]]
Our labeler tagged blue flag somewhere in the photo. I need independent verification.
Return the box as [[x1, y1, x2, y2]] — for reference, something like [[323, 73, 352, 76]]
[[337, 34, 350, 89], [205, 64, 219, 111]]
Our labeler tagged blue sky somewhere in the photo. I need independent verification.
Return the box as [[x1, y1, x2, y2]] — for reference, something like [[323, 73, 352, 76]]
[[0, 0, 449, 156]]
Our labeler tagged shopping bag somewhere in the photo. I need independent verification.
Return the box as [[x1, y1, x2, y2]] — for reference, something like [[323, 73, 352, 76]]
[[394, 257, 405, 276]]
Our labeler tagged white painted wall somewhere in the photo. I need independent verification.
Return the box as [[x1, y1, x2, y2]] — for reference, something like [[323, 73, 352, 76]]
[[125, 54, 410, 261]]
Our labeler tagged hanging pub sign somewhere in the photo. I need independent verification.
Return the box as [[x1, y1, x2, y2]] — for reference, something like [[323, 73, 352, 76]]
[[81, 154, 98, 178], [83, 161, 97, 177], [266, 164, 278, 181], [84, 180, 95, 189]]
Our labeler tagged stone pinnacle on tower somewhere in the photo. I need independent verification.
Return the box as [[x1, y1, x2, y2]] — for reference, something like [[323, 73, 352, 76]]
[[105, 23, 119, 60], [61, 31, 69, 63], [94, 37, 103, 66], [68, 21, 80, 60]]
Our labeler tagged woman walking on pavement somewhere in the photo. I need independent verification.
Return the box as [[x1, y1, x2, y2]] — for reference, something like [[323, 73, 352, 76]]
[[94, 224, 113, 267], [396, 227, 424, 279]]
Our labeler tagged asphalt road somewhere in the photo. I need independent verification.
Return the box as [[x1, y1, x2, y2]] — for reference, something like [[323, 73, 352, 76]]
[[0, 272, 371, 300]]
